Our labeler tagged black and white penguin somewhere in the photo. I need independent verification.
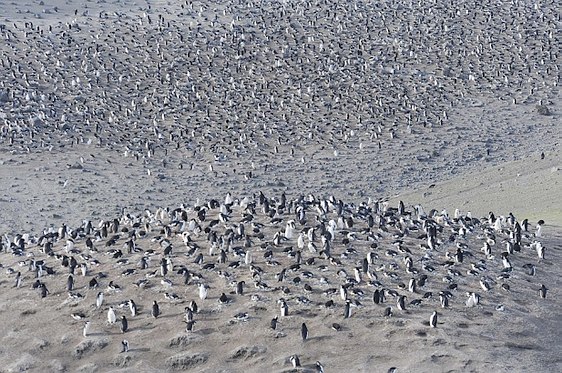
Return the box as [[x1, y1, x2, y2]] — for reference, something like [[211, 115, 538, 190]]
[[96, 291, 104, 308], [539, 284, 548, 299], [301, 323, 308, 341], [40, 283, 49, 298], [67, 275, 74, 291], [373, 289, 381, 304], [83, 321, 91, 337], [430, 311, 438, 328], [236, 281, 245, 295], [129, 300, 137, 317], [439, 293, 449, 308], [280, 300, 289, 317], [290, 355, 301, 368], [397, 295, 406, 311], [120, 315, 128, 333], [121, 340, 129, 353], [152, 301, 160, 318], [344, 300, 352, 318], [218, 293, 229, 304], [270, 316, 278, 330], [14, 272, 22, 288], [108, 306, 116, 324], [185, 320, 196, 332], [184, 307, 194, 322]]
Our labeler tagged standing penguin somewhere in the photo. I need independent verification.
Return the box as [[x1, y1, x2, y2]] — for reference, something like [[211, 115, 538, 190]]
[[184, 307, 194, 322], [236, 281, 245, 295], [198, 284, 208, 300], [152, 300, 160, 318], [290, 355, 301, 368], [120, 315, 128, 333], [270, 316, 278, 330], [280, 300, 289, 317], [344, 300, 352, 318], [539, 284, 548, 299], [14, 272, 22, 288], [40, 283, 49, 298], [67, 275, 74, 291], [397, 295, 406, 311], [408, 278, 416, 293], [121, 340, 129, 353], [108, 306, 117, 324], [439, 293, 449, 308], [430, 311, 438, 328], [129, 299, 137, 317], [83, 321, 91, 337], [96, 292, 104, 308], [185, 320, 196, 332], [301, 322, 308, 341]]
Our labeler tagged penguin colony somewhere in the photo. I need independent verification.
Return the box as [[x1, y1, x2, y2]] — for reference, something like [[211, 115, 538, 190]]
[[0, 193, 553, 371], [0, 0, 557, 168], [0, 0, 559, 371]]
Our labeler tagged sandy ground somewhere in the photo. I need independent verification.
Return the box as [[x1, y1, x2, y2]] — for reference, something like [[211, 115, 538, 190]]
[[0, 0, 560, 372]]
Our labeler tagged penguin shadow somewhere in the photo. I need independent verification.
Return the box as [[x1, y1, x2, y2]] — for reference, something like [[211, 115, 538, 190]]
[[86, 332, 106, 337], [156, 312, 182, 319], [125, 347, 150, 353], [132, 323, 158, 332], [194, 328, 215, 336], [302, 335, 331, 342]]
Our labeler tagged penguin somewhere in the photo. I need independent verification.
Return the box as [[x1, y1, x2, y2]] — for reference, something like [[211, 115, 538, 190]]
[[408, 278, 416, 293], [270, 316, 278, 330], [129, 300, 137, 317], [280, 300, 289, 317], [184, 307, 194, 322], [373, 289, 381, 304], [83, 321, 91, 337], [397, 295, 406, 311], [14, 272, 21, 288], [185, 320, 196, 332], [480, 278, 491, 292], [236, 281, 245, 295], [383, 306, 393, 317], [344, 300, 352, 318], [152, 300, 160, 318], [439, 293, 449, 308], [80, 263, 88, 276], [316, 361, 325, 373], [189, 300, 198, 314], [430, 311, 438, 328], [96, 292, 104, 308], [67, 275, 74, 291], [120, 315, 128, 333], [535, 220, 544, 237], [539, 284, 547, 299], [89, 278, 99, 289], [40, 283, 49, 298], [466, 292, 480, 307], [108, 306, 116, 324], [340, 284, 348, 301], [121, 340, 129, 353], [290, 355, 301, 368], [199, 284, 208, 300], [301, 322, 308, 341], [218, 293, 229, 304]]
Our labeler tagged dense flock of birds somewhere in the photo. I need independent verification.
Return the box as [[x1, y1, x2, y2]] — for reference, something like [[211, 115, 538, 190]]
[[0, 0, 558, 166], [1, 192, 550, 369], [0, 1, 558, 369]]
